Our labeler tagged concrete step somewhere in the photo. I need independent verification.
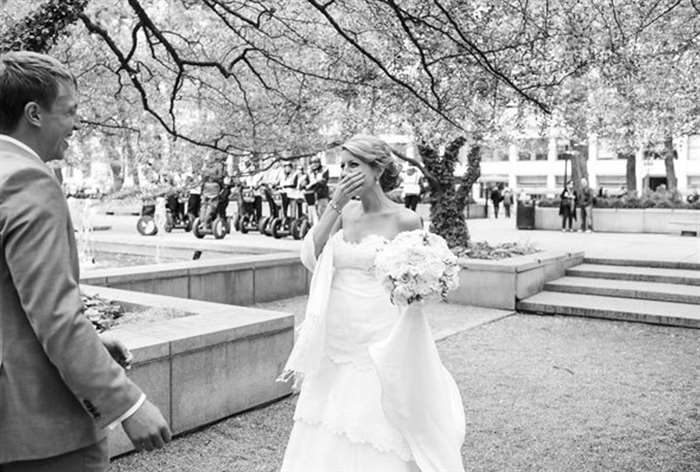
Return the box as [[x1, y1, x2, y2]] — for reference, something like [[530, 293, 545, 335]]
[[517, 291, 700, 328], [584, 258, 700, 271], [545, 276, 700, 305], [567, 264, 700, 286]]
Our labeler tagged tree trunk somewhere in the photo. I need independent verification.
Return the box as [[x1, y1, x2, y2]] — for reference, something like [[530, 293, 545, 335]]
[[105, 135, 124, 192], [125, 136, 141, 188], [663, 137, 677, 192], [422, 137, 469, 248], [624, 153, 637, 195], [569, 143, 588, 193]]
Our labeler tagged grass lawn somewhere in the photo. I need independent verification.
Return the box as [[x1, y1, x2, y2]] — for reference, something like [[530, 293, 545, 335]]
[[111, 314, 699, 472]]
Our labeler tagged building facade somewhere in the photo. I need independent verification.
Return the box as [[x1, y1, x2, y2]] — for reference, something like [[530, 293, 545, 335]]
[[479, 134, 700, 199]]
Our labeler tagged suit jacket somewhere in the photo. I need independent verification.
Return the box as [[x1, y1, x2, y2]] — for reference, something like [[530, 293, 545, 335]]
[[0, 137, 143, 463]]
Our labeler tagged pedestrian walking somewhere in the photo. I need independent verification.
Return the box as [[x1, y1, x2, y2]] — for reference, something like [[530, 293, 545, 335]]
[[490, 185, 502, 218], [502, 186, 514, 218], [559, 179, 577, 231], [578, 177, 595, 232]]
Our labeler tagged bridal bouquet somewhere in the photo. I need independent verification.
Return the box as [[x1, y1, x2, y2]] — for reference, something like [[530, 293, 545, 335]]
[[373, 230, 460, 306]]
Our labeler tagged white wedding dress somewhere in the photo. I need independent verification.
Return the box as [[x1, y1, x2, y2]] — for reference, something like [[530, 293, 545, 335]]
[[280, 230, 465, 472]]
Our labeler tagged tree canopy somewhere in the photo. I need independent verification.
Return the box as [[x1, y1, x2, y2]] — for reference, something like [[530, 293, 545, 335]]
[[1, 0, 698, 182]]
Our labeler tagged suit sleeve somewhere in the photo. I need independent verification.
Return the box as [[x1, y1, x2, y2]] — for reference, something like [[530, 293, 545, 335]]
[[0, 167, 143, 429]]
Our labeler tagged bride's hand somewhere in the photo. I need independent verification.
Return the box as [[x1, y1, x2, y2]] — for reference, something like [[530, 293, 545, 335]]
[[331, 171, 365, 208]]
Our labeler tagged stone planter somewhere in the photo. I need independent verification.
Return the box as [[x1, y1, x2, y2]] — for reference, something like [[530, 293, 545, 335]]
[[80, 285, 294, 458], [595, 208, 640, 232], [642, 208, 675, 233], [414, 203, 488, 222], [534, 206, 561, 230], [448, 251, 584, 310], [534, 206, 700, 234], [81, 253, 310, 306]]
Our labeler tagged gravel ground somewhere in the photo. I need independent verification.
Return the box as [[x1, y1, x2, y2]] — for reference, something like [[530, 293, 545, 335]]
[[111, 314, 700, 472]]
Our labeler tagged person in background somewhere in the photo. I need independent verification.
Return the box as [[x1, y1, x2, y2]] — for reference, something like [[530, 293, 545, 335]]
[[0, 50, 170, 472], [490, 184, 502, 218], [242, 161, 264, 221], [261, 162, 281, 220], [401, 165, 422, 211], [559, 179, 577, 232], [279, 161, 299, 218], [502, 185, 514, 218], [306, 156, 330, 219], [578, 177, 595, 232], [297, 164, 314, 221]]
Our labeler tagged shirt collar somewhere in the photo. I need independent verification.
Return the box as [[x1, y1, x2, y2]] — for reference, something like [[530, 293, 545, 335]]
[[0, 134, 46, 166]]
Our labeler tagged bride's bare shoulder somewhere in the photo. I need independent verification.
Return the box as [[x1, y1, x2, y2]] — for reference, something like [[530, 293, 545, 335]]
[[396, 207, 423, 232]]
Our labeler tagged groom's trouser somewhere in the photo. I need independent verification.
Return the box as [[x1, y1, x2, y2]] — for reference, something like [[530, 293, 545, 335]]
[[0, 438, 108, 472]]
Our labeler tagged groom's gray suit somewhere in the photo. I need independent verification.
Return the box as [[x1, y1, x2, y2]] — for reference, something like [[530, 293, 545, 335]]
[[0, 137, 143, 466]]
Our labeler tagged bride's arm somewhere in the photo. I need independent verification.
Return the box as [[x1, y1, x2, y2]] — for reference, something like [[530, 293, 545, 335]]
[[311, 171, 364, 258]]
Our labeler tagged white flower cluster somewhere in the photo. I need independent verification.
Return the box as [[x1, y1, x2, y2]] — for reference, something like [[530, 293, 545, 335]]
[[373, 229, 461, 306]]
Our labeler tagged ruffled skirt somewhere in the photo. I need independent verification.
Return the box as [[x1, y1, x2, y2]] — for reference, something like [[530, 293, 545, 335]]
[[280, 355, 419, 472]]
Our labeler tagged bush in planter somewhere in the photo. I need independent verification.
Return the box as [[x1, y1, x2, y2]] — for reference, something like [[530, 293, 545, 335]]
[[594, 189, 698, 210], [537, 198, 560, 208]]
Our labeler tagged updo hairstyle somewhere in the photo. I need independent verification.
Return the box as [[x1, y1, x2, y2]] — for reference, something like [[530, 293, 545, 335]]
[[341, 134, 402, 192]]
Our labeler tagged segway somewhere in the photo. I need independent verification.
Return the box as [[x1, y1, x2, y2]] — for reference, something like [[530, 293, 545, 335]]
[[290, 190, 315, 240], [234, 187, 260, 234], [164, 190, 192, 233], [266, 191, 287, 237], [136, 196, 158, 236], [192, 182, 227, 239], [258, 184, 278, 235]]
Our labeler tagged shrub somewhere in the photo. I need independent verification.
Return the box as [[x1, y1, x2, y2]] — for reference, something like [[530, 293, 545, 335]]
[[592, 189, 698, 210], [537, 198, 560, 208]]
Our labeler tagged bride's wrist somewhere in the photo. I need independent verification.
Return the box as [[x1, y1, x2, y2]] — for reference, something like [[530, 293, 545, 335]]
[[329, 200, 343, 215]]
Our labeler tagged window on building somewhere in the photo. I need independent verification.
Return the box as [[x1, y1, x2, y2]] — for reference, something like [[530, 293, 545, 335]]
[[688, 135, 700, 160], [557, 139, 589, 161], [597, 139, 615, 160], [518, 138, 549, 161], [516, 175, 547, 189], [481, 146, 509, 162], [688, 175, 700, 189], [597, 175, 626, 189]]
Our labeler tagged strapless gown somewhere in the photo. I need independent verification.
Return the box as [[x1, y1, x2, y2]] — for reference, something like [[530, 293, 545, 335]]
[[280, 232, 420, 471]]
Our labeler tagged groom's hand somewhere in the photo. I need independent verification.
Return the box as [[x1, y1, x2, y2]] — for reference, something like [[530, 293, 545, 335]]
[[122, 400, 172, 451], [100, 332, 133, 369]]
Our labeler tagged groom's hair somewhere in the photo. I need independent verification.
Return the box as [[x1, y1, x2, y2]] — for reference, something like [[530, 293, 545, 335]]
[[0, 51, 76, 133]]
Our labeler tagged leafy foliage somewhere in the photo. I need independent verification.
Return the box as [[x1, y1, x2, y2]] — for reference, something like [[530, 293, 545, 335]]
[[453, 241, 540, 260], [81, 292, 123, 332], [538, 189, 700, 210], [0, 0, 87, 53]]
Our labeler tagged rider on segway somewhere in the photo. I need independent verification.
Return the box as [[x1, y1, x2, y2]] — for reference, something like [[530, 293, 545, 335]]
[[191, 167, 227, 239], [268, 161, 301, 239]]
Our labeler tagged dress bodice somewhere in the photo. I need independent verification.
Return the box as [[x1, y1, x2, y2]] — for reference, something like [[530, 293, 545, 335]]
[[325, 230, 397, 366], [332, 229, 387, 270]]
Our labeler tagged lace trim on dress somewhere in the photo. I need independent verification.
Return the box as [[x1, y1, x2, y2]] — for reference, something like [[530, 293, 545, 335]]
[[338, 229, 389, 247], [291, 416, 413, 462]]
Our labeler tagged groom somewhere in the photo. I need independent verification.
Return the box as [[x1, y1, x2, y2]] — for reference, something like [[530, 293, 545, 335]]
[[0, 51, 171, 471]]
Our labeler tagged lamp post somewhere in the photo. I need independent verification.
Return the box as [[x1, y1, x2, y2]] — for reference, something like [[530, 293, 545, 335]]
[[643, 153, 653, 192]]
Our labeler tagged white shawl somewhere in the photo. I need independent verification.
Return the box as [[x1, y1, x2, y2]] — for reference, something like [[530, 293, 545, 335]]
[[280, 228, 465, 472]]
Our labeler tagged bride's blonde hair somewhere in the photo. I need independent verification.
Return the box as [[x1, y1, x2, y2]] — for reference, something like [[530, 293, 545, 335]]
[[341, 134, 401, 192]]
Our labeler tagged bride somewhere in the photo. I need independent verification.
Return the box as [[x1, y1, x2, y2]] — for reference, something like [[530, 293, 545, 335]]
[[279, 135, 465, 472]]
